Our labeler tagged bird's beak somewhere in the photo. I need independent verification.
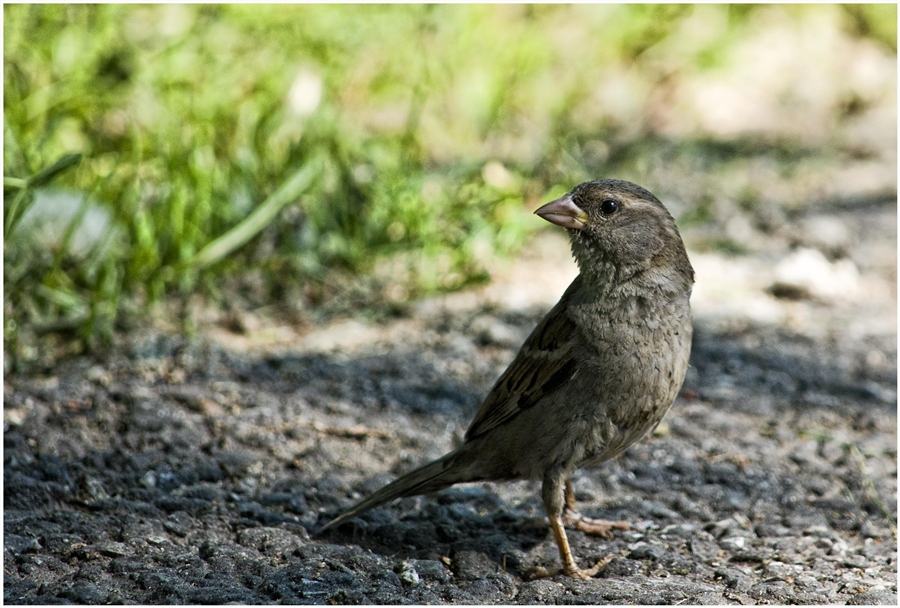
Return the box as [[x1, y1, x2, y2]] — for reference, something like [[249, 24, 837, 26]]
[[534, 194, 588, 230]]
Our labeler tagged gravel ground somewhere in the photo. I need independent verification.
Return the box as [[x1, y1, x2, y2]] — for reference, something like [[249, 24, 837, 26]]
[[4, 195, 897, 604]]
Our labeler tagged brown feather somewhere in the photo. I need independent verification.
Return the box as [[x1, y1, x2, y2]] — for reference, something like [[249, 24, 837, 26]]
[[464, 276, 583, 440]]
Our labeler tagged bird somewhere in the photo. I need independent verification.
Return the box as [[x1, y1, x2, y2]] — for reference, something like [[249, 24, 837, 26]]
[[318, 179, 694, 579]]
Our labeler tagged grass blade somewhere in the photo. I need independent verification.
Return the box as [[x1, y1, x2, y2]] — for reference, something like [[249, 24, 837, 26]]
[[3, 153, 83, 239], [190, 158, 322, 270]]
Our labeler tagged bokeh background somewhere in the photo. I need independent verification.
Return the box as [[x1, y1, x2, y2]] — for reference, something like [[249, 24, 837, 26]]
[[4, 4, 896, 370]]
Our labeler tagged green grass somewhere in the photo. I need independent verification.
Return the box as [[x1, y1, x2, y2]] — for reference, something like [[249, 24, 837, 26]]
[[3, 4, 895, 370]]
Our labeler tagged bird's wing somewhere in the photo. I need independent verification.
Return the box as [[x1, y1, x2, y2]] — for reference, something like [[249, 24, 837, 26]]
[[464, 276, 583, 441]]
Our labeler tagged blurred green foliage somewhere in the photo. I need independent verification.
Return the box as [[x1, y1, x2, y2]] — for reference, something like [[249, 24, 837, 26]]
[[3, 4, 895, 369]]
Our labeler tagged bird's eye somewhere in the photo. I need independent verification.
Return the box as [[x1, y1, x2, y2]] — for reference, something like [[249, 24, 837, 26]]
[[600, 199, 619, 215]]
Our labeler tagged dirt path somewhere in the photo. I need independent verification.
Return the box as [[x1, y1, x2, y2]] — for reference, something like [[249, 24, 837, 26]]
[[4, 206, 897, 604]]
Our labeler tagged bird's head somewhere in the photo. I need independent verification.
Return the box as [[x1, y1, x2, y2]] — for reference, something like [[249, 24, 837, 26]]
[[535, 179, 694, 289]]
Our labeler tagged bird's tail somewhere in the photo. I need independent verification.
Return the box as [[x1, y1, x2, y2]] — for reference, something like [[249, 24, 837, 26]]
[[317, 450, 468, 533]]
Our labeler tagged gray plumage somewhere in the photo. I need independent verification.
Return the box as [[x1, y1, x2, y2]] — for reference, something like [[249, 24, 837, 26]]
[[319, 179, 694, 578]]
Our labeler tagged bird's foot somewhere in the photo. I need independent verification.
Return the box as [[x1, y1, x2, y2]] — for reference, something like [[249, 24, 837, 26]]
[[527, 554, 614, 580], [563, 508, 631, 539], [567, 554, 614, 579]]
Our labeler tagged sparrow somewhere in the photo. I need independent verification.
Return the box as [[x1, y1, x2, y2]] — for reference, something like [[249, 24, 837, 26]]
[[319, 179, 694, 578]]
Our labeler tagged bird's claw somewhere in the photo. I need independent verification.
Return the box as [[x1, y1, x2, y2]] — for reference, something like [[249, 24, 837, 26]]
[[527, 554, 614, 580], [567, 555, 613, 579], [563, 508, 632, 539]]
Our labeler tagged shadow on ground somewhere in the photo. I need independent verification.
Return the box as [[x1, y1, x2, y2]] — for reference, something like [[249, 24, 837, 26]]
[[4, 301, 897, 604]]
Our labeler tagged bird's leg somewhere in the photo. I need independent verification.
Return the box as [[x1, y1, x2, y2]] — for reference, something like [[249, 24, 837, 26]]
[[528, 473, 610, 579], [562, 479, 632, 538]]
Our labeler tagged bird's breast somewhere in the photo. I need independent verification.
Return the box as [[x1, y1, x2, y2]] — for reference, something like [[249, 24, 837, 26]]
[[569, 294, 692, 462]]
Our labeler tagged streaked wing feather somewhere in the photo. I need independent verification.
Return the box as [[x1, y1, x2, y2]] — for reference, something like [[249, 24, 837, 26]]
[[464, 276, 583, 440]]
